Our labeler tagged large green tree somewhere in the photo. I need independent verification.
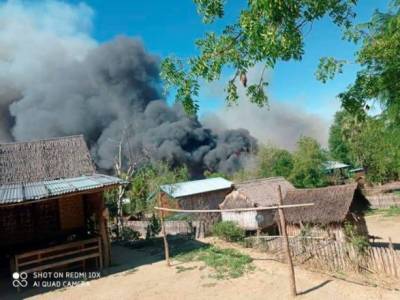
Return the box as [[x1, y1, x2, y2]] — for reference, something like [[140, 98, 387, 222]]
[[161, 0, 357, 114], [127, 162, 189, 216], [289, 136, 327, 188], [257, 145, 293, 178], [318, 2, 400, 120], [328, 110, 354, 165]]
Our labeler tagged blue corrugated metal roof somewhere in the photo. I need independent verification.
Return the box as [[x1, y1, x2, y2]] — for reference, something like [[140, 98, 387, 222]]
[[0, 174, 124, 204], [160, 177, 232, 198], [323, 161, 350, 170]]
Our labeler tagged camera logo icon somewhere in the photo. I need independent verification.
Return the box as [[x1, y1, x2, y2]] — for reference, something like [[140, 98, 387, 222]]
[[12, 272, 28, 288]]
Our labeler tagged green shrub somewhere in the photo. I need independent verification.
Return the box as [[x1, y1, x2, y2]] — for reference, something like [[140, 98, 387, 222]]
[[212, 221, 245, 242], [146, 214, 161, 239], [121, 227, 141, 241]]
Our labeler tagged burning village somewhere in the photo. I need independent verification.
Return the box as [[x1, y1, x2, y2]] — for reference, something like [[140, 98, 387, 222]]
[[0, 1, 400, 299]]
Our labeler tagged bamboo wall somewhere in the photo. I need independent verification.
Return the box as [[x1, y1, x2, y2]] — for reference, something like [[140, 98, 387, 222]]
[[0, 201, 60, 247]]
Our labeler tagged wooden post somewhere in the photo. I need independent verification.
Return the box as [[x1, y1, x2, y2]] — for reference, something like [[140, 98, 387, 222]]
[[277, 185, 297, 297], [158, 193, 171, 266], [98, 194, 111, 268]]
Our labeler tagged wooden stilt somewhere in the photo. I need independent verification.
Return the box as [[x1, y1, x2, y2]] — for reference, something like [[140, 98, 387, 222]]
[[277, 185, 297, 298]]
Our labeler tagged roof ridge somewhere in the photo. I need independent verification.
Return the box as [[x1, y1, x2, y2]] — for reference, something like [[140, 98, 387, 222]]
[[286, 183, 358, 194], [0, 134, 85, 146], [235, 176, 286, 185]]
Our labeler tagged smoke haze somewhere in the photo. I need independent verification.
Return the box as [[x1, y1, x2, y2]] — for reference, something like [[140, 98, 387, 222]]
[[202, 65, 329, 150], [0, 1, 256, 174]]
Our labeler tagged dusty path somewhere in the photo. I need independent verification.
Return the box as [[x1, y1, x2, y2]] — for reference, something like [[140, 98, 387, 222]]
[[25, 242, 399, 300], [366, 214, 400, 244]]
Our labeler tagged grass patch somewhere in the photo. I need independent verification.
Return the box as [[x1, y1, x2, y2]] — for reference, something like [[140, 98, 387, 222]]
[[174, 246, 254, 279], [365, 206, 400, 217], [383, 206, 400, 217]]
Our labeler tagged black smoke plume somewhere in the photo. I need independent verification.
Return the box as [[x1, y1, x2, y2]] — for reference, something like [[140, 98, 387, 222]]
[[1, 36, 256, 175]]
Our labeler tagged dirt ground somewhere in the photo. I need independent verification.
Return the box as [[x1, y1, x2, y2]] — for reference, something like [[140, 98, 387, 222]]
[[365, 214, 400, 245], [23, 238, 399, 300], [2, 214, 397, 300]]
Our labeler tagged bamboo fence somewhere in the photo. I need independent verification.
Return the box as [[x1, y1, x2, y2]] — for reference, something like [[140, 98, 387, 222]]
[[246, 236, 400, 278]]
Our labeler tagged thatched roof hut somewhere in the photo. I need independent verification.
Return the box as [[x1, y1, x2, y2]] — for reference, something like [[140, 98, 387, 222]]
[[281, 184, 370, 240], [220, 177, 295, 231], [220, 177, 295, 209], [282, 184, 370, 225], [0, 135, 123, 274], [0, 135, 94, 184]]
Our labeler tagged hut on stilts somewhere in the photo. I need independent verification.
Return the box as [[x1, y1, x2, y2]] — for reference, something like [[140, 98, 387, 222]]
[[0, 135, 124, 277]]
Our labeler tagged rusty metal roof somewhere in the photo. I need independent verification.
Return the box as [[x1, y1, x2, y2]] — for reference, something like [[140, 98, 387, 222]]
[[0, 174, 123, 205]]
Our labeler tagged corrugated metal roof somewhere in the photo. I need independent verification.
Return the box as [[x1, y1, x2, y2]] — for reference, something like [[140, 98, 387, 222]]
[[323, 161, 350, 170], [0, 174, 124, 204], [160, 177, 232, 198]]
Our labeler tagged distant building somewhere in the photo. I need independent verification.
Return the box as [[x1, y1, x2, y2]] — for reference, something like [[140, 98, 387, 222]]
[[219, 177, 295, 231], [160, 177, 233, 237], [323, 160, 351, 184]]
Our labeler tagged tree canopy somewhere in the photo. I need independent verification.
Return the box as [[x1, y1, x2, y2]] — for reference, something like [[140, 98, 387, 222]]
[[318, 2, 400, 120], [161, 0, 357, 114], [289, 136, 327, 188]]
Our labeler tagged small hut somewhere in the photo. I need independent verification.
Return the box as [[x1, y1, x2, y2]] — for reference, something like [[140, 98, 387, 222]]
[[160, 177, 233, 237], [281, 184, 370, 241], [219, 177, 295, 231], [0, 135, 123, 277]]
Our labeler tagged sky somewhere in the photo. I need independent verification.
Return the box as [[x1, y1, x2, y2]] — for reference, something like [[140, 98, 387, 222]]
[[0, 0, 391, 148], [64, 0, 390, 120]]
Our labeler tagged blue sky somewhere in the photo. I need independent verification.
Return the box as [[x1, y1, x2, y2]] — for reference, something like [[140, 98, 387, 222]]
[[67, 0, 389, 121]]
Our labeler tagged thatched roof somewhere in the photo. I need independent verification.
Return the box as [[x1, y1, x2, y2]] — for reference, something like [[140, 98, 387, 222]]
[[0, 135, 94, 184], [220, 177, 295, 209], [282, 184, 370, 225]]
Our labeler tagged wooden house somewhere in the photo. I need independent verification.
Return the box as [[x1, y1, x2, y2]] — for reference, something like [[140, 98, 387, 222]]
[[0, 135, 123, 277], [160, 177, 233, 237], [219, 177, 295, 231], [281, 184, 370, 241]]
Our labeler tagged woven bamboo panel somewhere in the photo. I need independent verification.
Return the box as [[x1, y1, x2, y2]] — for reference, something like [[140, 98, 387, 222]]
[[58, 195, 84, 230]]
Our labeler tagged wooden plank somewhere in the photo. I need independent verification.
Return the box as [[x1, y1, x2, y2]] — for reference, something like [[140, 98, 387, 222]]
[[21, 253, 100, 274], [18, 246, 100, 267], [15, 238, 99, 259]]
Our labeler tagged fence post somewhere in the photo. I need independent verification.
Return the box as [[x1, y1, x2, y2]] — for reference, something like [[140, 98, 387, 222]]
[[158, 193, 170, 266], [278, 185, 297, 297], [389, 237, 398, 277]]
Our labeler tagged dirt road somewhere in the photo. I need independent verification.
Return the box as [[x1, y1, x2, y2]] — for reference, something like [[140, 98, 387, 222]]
[[25, 242, 399, 300]]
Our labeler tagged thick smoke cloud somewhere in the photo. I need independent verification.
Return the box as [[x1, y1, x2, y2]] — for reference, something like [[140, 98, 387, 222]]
[[202, 65, 329, 150], [0, 1, 255, 175]]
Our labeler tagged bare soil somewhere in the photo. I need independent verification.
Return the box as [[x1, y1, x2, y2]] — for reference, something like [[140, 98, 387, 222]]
[[27, 237, 400, 300], [365, 214, 400, 246]]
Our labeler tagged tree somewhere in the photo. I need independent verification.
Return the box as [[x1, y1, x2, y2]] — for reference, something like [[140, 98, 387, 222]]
[[344, 116, 400, 183], [257, 145, 293, 178], [289, 136, 327, 188], [317, 2, 400, 121], [328, 110, 354, 165], [161, 0, 357, 114], [127, 162, 189, 216]]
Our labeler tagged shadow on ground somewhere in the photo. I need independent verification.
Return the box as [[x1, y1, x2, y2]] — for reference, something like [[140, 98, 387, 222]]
[[1, 235, 207, 300], [371, 241, 400, 250]]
